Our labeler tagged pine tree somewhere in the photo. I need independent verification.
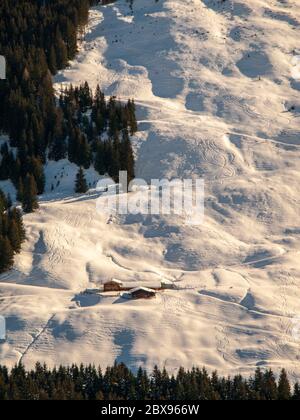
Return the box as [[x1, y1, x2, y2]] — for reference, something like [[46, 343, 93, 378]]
[[56, 31, 68, 69], [0, 236, 14, 273], [262, 369, 278, 400], [278, 369, 291, 400], [293, 383, 300, 400], [30, 158, 46, 195], [127, 99, 138, 135], [16, 178, 24, 203], [120, 128, 135, 184], [12, 208, 26, 242], [22, 174, 39, 213], [7, 218, 21, 253], [94, 142, 106, 175], [75, 167, 88, 194], [49, 46, 57, 74]]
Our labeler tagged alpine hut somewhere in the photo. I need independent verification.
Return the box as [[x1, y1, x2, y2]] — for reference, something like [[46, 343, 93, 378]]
[[104, 279, 124, 292], [129, 287, 156, 299]]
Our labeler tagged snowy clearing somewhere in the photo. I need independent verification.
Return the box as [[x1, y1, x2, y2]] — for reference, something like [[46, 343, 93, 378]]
[[1, 0, 300, 378]]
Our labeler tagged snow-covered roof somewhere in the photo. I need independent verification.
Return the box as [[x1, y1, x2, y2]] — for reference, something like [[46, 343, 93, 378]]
[[105, 278, 123, 285], [129, 286, 156, 294], [84, 288, 101, 293]]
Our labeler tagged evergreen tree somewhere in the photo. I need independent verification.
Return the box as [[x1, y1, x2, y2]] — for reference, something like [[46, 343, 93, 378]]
[[0, 188, 25, 273], [49, 46, 57, 75], [262, 369, 278, 400], [120, 128, 135, 184], [75, 167, 88, 194], [7, 218, 21, 253], [30, 158, 46, 195], [56, 31, 69, 69], [0, 236, 14, 273], [94, 143, 106, 175], [22, 174, 39, 213], [293, 383, 300, 400], [278, 369, 291, 400], [12, 208, 26, 243], [127, 99, 138, 135], [16, 178, 24, 203]]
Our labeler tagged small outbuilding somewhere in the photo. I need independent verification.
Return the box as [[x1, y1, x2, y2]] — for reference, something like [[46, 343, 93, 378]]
[[129, 287, 156, 300], [161, 279, 175, 290], [104, 279, 124, 292]]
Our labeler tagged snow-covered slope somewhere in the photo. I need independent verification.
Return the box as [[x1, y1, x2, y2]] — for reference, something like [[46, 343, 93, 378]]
[[1, 0, 300, 378]]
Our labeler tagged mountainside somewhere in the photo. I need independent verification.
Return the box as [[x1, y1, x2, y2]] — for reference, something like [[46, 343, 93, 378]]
[[1, 0, 300, 378]]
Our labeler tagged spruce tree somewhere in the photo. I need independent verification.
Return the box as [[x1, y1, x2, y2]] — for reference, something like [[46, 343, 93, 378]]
[[0, 236, 14, 273], [30, 158, 46, 195], [293, 383, 300, 400], [8, 218, 22, 252], [120, 128, 135, 184], [75, 167, 88, 194], [95, 143, 106, 175], [12, 208, 26, 243], [17, 178, 24, 203], [278, 369, 291, 400], [262, 369, 278, 400], [22, 174, 39, 213], [49, 46, 57, 74]]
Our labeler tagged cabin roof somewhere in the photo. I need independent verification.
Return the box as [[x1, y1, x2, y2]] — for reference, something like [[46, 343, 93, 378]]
[[129, 286, 156, 294], [105, 278, 123, 285]]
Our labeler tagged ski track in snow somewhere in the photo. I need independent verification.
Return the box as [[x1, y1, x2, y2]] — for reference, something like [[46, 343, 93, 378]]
[[18, 314, 56, 366]]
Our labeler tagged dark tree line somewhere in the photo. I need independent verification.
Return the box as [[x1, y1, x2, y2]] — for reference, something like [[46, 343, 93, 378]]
[[0, 0, 136, 210], [0, 190, 25, 273], [0, 0, 93, 157], [0, 363, 298, 400]]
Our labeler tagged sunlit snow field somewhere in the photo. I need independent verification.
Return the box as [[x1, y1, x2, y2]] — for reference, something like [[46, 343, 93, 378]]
[[1, 0, 300, 379]]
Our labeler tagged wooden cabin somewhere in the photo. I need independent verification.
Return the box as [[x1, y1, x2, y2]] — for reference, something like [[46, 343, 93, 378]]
[[103, 279, 124, 292], [161, 280, 175, 290], [129, 287, 156, 299]]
